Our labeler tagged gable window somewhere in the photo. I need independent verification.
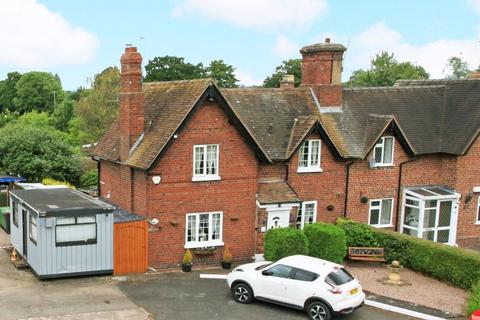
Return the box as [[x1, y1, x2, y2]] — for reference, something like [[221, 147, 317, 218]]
[[369, 198, 393, 227], [296, 201, 317, 229], [56, 216, 97, 247], [12, 201, 18, 227], [193, 144, 220, 181], [29, 211, 38, 245], [298, 140, 322, 173], [185, 211, 223, 248], [373, 136, 394, 166]]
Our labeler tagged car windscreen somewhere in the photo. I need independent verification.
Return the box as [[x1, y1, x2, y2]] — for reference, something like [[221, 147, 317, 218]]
[[325, 268, 354, 286], [255, 263, 273, 270]]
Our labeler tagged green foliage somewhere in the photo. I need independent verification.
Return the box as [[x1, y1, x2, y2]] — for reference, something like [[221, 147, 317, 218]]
[[336, 218, 379, 247], [264, 227, 308, 261], [304, 223, 347, 264], [144, 56, 205, 82], [0, 119, 81, 183], [42, 177, 76, 189], [349, 51, 429, 87], [50, 99, 74, 131], [263, 59, 302, 88], [79, 169, 98, 188], [205, 60, 238, 88], [445, 56, 470, 79], [0, 71, 22, 112], [13, 71, 64, 113], [467, 281, 480, 317], [0, 109, 19, 127], [73, 67, 120, 143]]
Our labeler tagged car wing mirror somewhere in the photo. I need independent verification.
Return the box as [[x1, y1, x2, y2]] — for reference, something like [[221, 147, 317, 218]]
[[262, 270, 273, 276]]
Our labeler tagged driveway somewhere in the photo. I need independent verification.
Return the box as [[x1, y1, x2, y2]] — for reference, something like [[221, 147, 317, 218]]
[[118, 271, 416, 320]]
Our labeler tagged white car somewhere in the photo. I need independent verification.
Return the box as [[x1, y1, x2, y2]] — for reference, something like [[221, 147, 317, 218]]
[[227, 255, 365, 320]]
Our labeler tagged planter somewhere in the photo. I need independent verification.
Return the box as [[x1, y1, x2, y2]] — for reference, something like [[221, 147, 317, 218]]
[[182, 263, 192, 272], [221, 261, 232, 269], [193, 247, 215, 256]]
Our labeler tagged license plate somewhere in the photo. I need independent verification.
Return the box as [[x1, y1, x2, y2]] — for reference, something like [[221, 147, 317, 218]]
[[350, 288, 358, 295]]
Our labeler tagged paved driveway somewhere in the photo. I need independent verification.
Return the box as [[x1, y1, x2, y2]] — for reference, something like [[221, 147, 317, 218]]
[[118, 271, 416, 320]]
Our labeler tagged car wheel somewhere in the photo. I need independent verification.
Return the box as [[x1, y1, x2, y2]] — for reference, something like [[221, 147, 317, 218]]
[[232, 283, 253, 304], [307, 301, 331, 320]]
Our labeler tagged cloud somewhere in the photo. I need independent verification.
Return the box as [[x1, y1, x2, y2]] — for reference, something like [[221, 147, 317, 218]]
[[0, 0, 99, 68], [236, 69, 263, 87], [469, 0, 480, 12], [330, 22, 480, 79], [272, 36, 299, 58], [172, 0, 328, 31]]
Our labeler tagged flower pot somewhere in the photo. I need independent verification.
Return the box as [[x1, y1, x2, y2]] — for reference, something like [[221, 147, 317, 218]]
[[182, 263, 192, 272], [221, 261, 232, 269]]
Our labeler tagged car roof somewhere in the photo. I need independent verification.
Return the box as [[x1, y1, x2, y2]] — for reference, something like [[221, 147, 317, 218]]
[[277, 255, 342, 273]]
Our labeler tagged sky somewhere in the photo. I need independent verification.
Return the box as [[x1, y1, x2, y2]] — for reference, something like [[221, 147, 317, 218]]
[[1, 0, 480, 90]]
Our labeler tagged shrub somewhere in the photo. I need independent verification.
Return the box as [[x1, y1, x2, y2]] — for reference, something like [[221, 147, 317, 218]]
[[79, 169, 98, 188], [467, 281, 480, 317], [222, 246, 233, 263], [42, 177, 76, 189], [264, 228, 308, 261], [304, 223, 347, 264], [182, 249, 192, 265], [336, 218, 379, 247]]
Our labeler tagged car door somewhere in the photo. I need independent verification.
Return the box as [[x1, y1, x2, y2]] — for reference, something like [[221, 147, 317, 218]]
[[283, 268, 318, 307], [254, 264, 293, 303]]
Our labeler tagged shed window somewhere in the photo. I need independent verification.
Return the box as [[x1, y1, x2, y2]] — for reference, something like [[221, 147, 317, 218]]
[[12, 201, 18, 227], [185, 211, 223, 248], [29, 211, 38, 245], [298, 140, 322, 172], [373, 136, 394, 166], [56, 216, 97, 246], [193, 144, 220, 181]]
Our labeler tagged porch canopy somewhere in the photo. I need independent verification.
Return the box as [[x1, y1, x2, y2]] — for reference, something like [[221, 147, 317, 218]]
[[401, 186, 460, 245]]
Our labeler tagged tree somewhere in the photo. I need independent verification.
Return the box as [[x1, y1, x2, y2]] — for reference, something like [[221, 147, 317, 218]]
[[73, 66, 120, 143], [144, 56, 205, 82], [0, 72, 22, 112], [50, 99, 74, 132], [13, 71, 64, 113], [444, 56, 470, 79], [349, 51, 429, 87], [205, 60, 238, 88], [0, 118, 81, 183], [263, 59, 302, 88]]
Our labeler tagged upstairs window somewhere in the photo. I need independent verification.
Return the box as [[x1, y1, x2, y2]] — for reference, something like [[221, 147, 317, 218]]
[[373, 136, 394, 166], [296, 201, 317, 229], [369, 198, 393, 227], [193, 144, 220, 181], [298, 140, 322, 172]]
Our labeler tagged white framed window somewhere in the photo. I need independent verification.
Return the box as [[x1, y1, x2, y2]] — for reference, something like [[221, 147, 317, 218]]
[[298, 140, 322, 173], [296, 201, 317, 229], [192, 144, 220, 181], [369, 198, 393, 227], [55, 216, 97, 247], [29, 211, 38, 245], [372, 136, 394, 167], [476, 197, 480, 224], [185, 211, 223, 248]]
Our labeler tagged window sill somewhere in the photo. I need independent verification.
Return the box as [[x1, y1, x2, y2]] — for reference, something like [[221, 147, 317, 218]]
[[184, 241, 224, 249], [297, 167, 323, 173], [371, 164, 394, 168], [370, 224, 393, 228], [475, 222, 480, 225], [192, 175, 221, 182]]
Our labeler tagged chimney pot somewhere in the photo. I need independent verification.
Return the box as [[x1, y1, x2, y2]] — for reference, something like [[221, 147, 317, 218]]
[[280, 74, 295, 88]]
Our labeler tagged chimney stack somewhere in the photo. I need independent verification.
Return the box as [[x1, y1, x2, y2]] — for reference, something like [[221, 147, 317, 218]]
[[280, 74, 295, 88], [300, 38, 346, 106], [119, 46, 144, 162]]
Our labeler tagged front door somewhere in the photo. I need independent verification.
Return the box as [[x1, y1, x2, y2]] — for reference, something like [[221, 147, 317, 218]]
[[22, 209, 27, 259], [267, 209, 290, 230]]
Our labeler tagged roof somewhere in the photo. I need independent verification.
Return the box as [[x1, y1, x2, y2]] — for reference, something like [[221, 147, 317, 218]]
[[96, 198, 145, 223], [93, 78, 480, 169], [0, 175, 25, 184], [10, 189, 114, 216], [257, 181, 300, 204]]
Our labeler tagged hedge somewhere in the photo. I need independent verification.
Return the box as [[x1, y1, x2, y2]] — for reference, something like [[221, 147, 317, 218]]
[[336, 218, 379, 248], [304, 223, 346, 264], [264, 227, 308, 261], [467, 281, 480, 317]]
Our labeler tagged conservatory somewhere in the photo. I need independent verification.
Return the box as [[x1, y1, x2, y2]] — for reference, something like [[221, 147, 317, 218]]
[[400, 186, 460, 245]]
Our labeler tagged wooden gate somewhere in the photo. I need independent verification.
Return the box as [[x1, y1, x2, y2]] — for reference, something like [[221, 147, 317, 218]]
[[113, 220, 148, 275]]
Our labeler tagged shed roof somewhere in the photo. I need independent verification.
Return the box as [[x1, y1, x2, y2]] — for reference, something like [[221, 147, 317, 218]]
[[10, 189, 114, 216]]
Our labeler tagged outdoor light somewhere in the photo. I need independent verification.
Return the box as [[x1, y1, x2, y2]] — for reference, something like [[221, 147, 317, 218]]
[[360, 196, 368, 204]]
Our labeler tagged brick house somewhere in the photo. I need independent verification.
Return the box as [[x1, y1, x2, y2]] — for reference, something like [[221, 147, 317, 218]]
[[93, 40, 480, 268]]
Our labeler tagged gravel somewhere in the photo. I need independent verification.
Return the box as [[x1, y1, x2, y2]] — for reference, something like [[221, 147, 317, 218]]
[[346, 262, 468, 315]]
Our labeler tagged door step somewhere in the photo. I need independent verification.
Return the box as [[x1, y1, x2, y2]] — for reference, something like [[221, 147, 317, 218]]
[[12, 258, 28, 268]]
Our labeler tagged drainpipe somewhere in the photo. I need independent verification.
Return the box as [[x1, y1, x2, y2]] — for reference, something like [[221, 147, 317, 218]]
[[395, 158, 418, 231], [343, 161, 355, 218], [96, 159, 101, 197]]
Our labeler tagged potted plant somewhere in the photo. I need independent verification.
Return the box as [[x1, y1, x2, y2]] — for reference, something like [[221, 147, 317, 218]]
[[221, 246, 233, 269], [182, 249, 192, 272]]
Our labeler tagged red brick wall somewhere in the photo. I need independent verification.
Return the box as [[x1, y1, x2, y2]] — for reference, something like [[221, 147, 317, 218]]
[[99, 161, 132, 211], [288, 133, 346, 224], [258, 162, 286, 180], [301, 51, 343, 86], [145, 101, 259, 268]]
